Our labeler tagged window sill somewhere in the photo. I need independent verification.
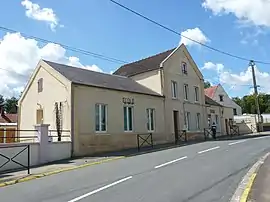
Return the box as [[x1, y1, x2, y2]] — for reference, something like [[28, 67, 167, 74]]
[[95, 131, 110, 135]]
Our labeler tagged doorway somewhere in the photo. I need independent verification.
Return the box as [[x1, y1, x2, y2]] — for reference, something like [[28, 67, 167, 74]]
[[173, 110, 179, 142]]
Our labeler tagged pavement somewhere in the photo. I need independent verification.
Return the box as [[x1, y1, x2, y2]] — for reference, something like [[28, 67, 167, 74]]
[[247, 153, 270, 202], [0, 133, 269, 202]]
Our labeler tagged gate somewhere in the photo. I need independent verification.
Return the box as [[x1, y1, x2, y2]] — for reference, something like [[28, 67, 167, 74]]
[[137, 133, 153, 151], [0, 144, 30, 174]]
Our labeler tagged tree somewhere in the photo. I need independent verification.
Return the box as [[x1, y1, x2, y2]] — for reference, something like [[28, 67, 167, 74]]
[[5, 97, 18, 114], [204, 81, 211, 89]]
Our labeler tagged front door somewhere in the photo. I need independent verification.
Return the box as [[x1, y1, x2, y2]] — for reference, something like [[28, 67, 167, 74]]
[[173, 111, 179, 142]]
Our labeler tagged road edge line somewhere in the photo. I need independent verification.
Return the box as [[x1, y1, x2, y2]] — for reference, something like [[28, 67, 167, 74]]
[[0, 156, 125, 188], [230, 152, 270, 202]]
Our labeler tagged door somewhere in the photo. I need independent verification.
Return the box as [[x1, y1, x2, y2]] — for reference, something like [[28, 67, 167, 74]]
[[225, 119, 229, 135], [36, 109, 44, 124], [173, 111, 179, 142]]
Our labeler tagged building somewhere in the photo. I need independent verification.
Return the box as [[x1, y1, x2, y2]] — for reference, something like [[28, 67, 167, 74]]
[[0, 105, 17, 143], [204, 84, 242, 115], [18, 60, 166, 156], [19, 44, 234, 156], [114, 44, 207, 140]]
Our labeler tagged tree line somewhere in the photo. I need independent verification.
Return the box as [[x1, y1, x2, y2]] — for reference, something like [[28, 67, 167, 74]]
[[0, 95, 18, 114], [204, 81, 270, 114]]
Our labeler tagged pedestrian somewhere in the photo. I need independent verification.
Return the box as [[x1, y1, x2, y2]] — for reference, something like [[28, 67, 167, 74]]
[[211, 122, 217, 139]]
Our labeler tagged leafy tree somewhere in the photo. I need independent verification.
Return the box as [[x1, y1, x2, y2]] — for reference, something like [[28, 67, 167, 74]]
[[204, 81, 211, 89], [5, 97, 18, 114]]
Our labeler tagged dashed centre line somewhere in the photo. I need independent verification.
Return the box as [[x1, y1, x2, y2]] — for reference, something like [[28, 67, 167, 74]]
[[154, 156, 188, 169], [198, 146, 220, 154], [67, 176, 133, 202], [228, 140, 247, 146]]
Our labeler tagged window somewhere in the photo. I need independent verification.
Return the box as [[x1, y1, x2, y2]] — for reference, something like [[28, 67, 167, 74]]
[[196, 113, 201, 130], [182, 62, 187, 74], [194, 86, 199, 102], [185, 112, 190, 130], [147, 108, 155, 131], [38, 78, 43, 93], [124, 106, 133, 132], [215, 115, 219, 125], [208, 114, 211, 127], [233, 108, 237, 115], [171, 81, 178, 99], [95, 104, 107, 132], [219, 95, 224, 102], [184, 84, 189, 100]]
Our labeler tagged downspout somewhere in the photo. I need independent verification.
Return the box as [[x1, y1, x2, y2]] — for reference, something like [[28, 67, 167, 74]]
[[70, 84, 75, 157], [160, 68, 168, 141]]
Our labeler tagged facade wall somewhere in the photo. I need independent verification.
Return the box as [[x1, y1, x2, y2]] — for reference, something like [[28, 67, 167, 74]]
[[162, 46, 206, 140], [19, 63, 72, 135], [212, 85, 242, 115], [131, 69, 162, 94], [73, 84, 166, 156]]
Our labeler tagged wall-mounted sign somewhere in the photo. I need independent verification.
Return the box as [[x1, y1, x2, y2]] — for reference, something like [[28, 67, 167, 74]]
[[122, 97, 134, 105], [210, 109, 215, 114]]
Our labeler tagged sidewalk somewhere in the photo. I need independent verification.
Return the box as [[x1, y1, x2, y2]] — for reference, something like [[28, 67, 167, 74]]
[[248, 155, 270, 202], [0, 132, 269, 187]]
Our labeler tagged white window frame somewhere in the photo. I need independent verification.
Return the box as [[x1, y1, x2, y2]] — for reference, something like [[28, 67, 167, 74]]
[[185, 112, 190, 130], [196, 113, 201, 130], [194, 86, 199, 102], [146, 108, 155, 132], [184, 84, 189, 100], [171, 81, 178, 99], [95, 104, 107, 133], [124, 106, 133, 132]]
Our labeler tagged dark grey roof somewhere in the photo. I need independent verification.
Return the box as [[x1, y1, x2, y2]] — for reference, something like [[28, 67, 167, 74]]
[[113, 48, 175, 77], [44, 60, 162, 97], [205, 95, 222, 107]]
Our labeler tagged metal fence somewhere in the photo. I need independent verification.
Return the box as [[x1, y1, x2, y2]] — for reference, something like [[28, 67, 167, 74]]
[[137, 133, 153, 151]]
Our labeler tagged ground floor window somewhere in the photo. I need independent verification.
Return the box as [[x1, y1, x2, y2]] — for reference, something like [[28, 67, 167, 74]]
[[95, 104, 107, 132], [147, 108, 155, 131], [196, 113, 201, 130], [124, 106, 133, 132], [185, 112, 190, 130]]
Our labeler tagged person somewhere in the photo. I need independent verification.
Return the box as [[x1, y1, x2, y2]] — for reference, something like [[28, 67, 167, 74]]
[[211, 122, 217, 139]]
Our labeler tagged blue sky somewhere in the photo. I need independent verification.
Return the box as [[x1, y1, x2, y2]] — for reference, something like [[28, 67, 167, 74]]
[[0, 0, 270, 97]]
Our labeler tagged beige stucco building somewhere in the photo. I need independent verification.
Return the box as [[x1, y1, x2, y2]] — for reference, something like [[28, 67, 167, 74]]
[[18, 44, 234, 156]]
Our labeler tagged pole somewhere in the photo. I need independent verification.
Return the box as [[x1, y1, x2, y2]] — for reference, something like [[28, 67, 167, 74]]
[[250, 60, 261, 132]]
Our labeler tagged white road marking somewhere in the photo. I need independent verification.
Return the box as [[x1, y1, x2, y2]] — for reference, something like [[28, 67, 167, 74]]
[[254, 136, 270, 140], [67, 176, 133, 202], [198, 146, 220, 154], [228, 140, 247, 146], [154, 156, 187, 169]]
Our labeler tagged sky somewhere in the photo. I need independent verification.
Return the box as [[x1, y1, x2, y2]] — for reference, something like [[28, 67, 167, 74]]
[[0, 0, 270, 98]]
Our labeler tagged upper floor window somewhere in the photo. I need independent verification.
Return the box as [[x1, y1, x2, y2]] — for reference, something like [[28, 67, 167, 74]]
[[182, 62, 187, 75], [194, 86, 199, 102], [171, 81, 178, 99], [219, 95, 224, 102], [184, 84, 189, 100], [233, 108, 237, 115], [38, 78, 43, 93]]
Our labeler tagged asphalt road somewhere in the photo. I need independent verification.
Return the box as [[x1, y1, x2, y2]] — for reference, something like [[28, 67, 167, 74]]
[[1, 135, 270, 202]]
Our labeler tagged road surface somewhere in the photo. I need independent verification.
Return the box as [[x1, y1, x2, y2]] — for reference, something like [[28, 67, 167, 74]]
[[1, 136, 270, 202]]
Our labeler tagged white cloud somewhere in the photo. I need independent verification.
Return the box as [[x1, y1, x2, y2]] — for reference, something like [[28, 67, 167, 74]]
[[21, 0, 61, 31], [202, 0, 270, 27], [202, 61, 270, 94], [0, 32, 103, 97], [180, 28, 210, 47]]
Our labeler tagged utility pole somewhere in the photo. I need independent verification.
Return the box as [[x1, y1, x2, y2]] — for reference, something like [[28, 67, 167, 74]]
[[249, 60, 262, 132]]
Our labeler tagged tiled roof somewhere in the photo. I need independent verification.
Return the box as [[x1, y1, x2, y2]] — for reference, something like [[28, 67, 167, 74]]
[[0, 114, 18, 123], [44, 60, 163, 97], [113, 48, 175, 77], [204, 86, 218, 98], [205, 95, 222, 107]]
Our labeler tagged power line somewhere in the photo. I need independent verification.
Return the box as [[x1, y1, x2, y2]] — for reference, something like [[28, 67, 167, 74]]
[[109, 0, 270, 65]]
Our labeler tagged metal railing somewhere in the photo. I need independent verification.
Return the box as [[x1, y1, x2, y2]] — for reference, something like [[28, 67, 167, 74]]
[[175, 130, 187, 144], [0, 144, 30, 174], [137, 133, 153, 151], [0, 129, 38, 143], [204, 128, 213, 140], [48, 130, 71, 142], [230, 126, 240, 136]]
